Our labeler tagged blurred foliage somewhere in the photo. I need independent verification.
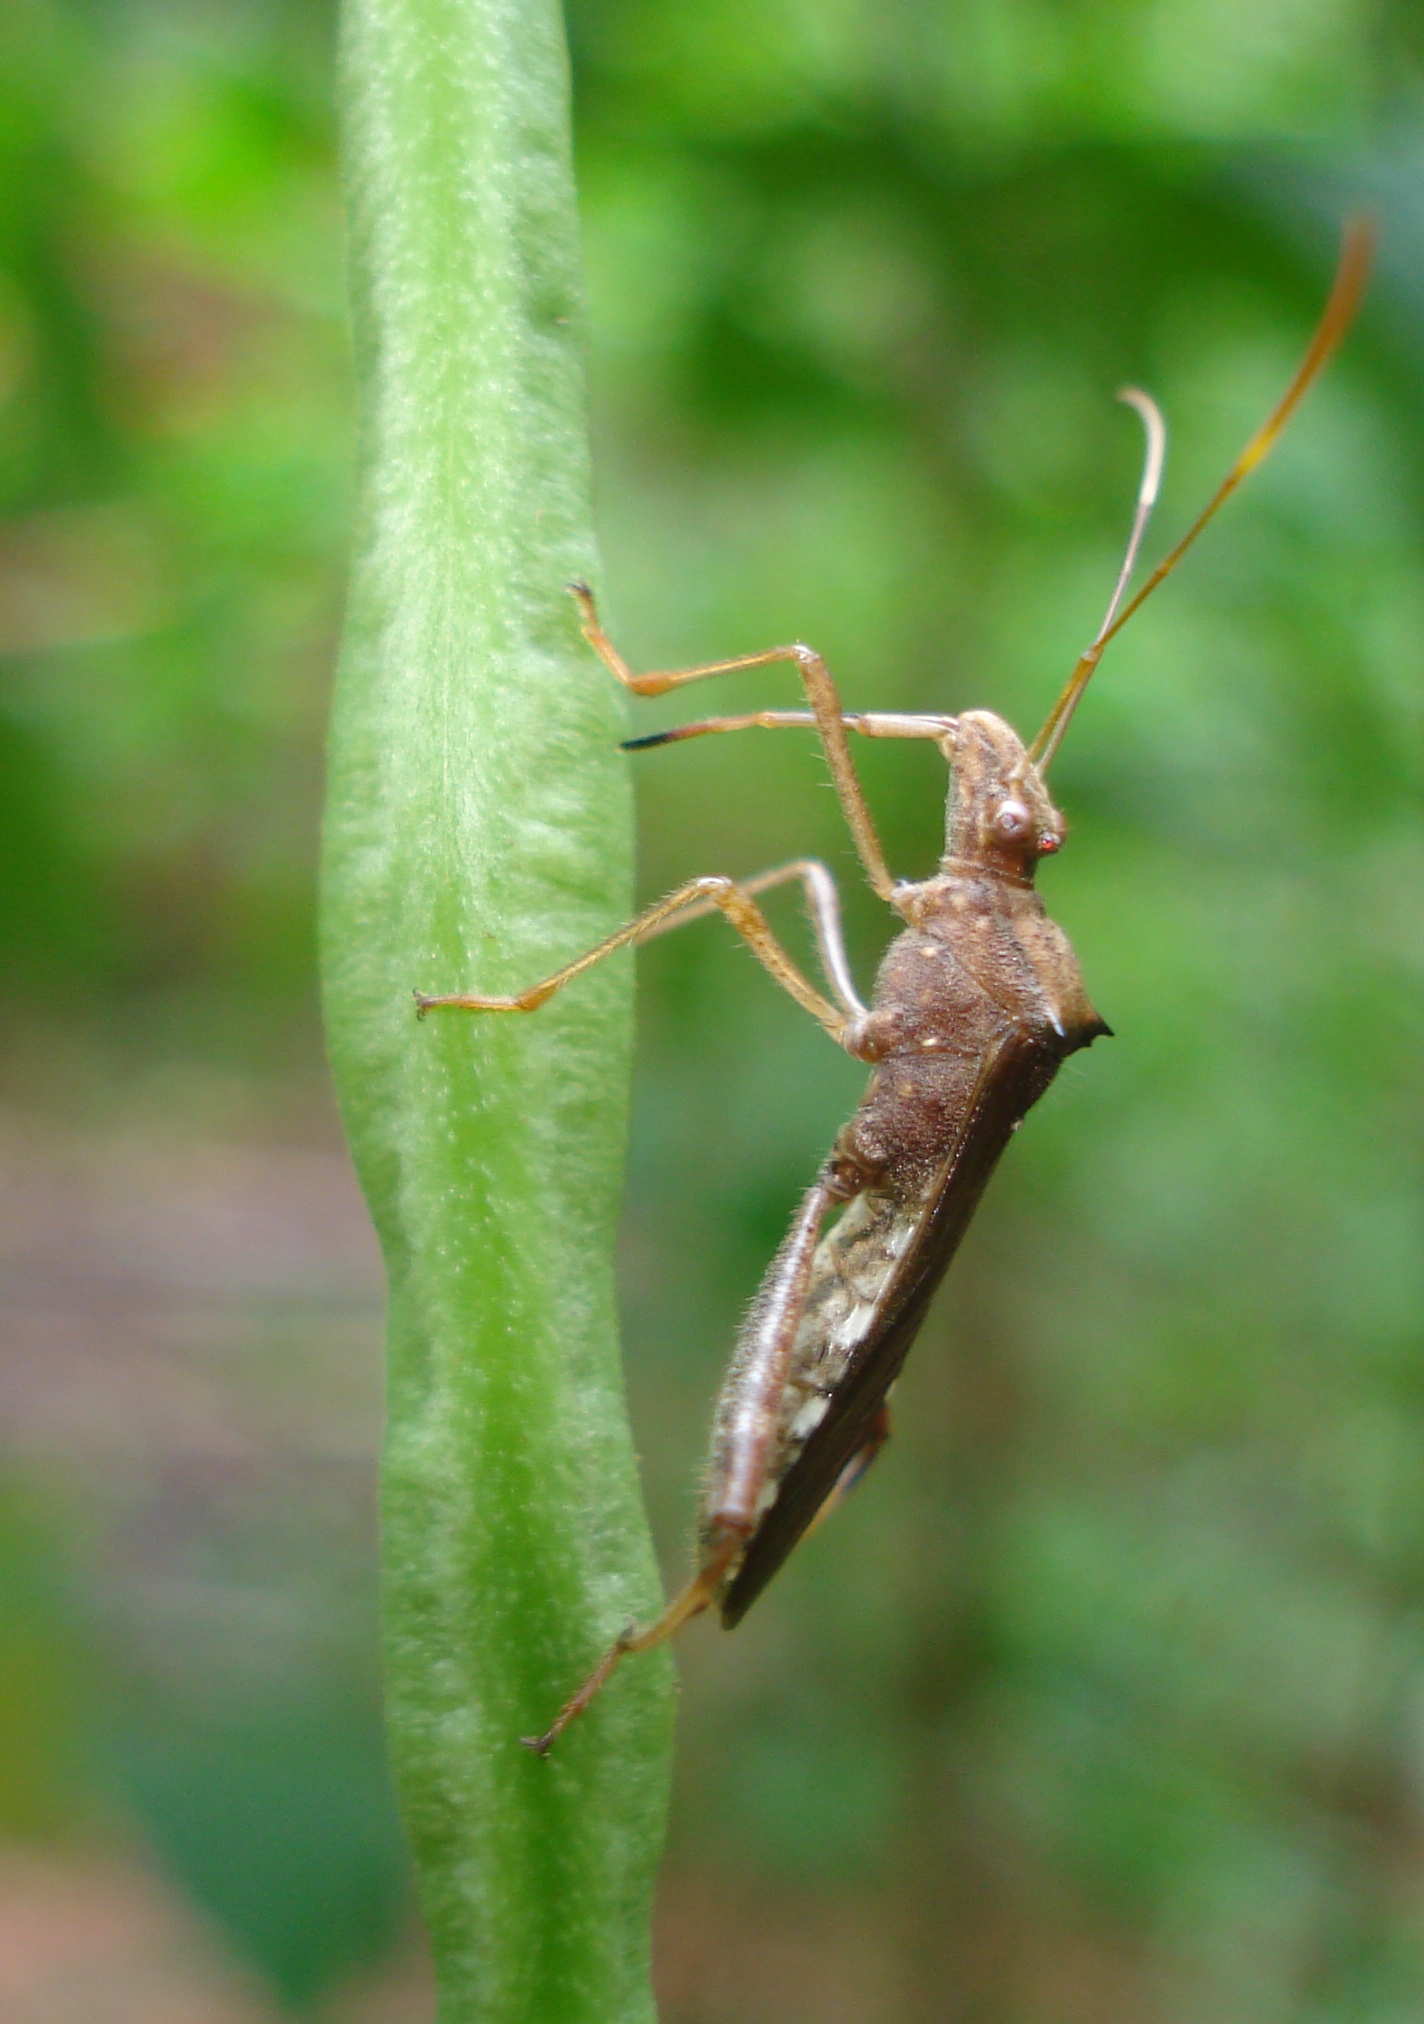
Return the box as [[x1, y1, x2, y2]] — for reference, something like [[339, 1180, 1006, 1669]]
[[0, 1476, 99, 1843], [0, 0, 346, 1058], [116, 1692, 406, 2008], [0, 0, 1422, 2018]]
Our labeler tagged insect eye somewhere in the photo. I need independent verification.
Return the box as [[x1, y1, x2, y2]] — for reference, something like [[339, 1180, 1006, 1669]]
[[1037, 833, 1061, 855], [994, 798, 1030, 839]]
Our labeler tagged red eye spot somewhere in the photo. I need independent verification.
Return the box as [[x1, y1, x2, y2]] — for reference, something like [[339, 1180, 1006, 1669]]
[[1037, 834, 1060, 855]]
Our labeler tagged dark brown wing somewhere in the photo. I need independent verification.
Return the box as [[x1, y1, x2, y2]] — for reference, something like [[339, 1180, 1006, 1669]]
[[719, 1030, 1061, 1628]]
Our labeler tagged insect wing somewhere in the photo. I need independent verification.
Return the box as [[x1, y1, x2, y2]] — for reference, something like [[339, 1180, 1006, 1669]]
[[719, 1032, 1056, 1625]]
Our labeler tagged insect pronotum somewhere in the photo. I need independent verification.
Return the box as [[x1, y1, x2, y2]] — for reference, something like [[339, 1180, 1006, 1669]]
[[416, 224, 1371, 1756]]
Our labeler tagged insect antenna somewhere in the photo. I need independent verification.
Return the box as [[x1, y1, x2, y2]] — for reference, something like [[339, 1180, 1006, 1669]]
[[1030, 217, 1375, 771], [1025, 389, 1164, 774], [1098, 388, 1168, 644]]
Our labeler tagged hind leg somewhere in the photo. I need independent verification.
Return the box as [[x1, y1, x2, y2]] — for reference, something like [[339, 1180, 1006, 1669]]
[[521, 1178, 840, 1755]]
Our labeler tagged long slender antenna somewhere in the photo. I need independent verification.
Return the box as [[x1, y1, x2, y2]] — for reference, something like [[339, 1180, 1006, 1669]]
[[1096, 389, 1167, 643], [1029, 389, 1165, 771], [1030, 216, 1375, 771]]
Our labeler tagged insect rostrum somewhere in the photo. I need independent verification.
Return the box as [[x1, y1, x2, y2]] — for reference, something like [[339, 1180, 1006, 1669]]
[[415, 224, 1370, 1756]]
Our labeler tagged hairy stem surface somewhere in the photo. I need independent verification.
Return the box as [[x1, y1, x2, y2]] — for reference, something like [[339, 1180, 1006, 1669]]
[[324, 2, 673, 2016]]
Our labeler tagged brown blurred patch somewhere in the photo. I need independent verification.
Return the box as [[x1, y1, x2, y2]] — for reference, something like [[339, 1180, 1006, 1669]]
[[0, 1845, 276, 2024], [0, 505, 169, 655], [0, 1109, 383, 1474], [655, 1872, 899, 2024]]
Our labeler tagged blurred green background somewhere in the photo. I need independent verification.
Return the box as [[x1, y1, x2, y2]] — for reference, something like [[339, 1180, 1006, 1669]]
[[1, 0, 1422, 2018]]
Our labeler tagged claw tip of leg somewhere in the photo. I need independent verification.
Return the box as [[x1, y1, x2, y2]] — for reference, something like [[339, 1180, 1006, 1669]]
[[520, 1732, 554, 1759]]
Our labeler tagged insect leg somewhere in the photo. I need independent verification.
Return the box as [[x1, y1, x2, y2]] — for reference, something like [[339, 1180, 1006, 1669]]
[[415, 874, 850, 1037], [804, 1401, 892, 1538], [519, 1525, 746, 1758], [624, 709, 956, 750], [571, 583, 897, 903], [637, 858, 867, 1020], [522, 1177, 841, 1757]]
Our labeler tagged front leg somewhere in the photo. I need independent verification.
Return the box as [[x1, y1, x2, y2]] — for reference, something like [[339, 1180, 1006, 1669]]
[[570, 582, 897, 902]]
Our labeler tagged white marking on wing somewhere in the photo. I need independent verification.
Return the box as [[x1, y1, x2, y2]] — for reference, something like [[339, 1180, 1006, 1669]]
[[833, 1300, 879, 1349], [790, 1395, 830, 1441]]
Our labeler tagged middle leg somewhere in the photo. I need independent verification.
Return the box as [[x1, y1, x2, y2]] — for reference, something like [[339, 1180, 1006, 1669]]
[[416, 871, 853, 1039], [636, 858, 867, 1021]]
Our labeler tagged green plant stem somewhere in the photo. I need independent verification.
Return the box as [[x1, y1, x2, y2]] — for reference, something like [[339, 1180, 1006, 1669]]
[[323, 2, 673, 2018]]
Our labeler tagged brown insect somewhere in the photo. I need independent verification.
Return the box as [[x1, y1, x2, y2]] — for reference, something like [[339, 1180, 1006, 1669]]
[[417, 225, 1371, 1756]]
